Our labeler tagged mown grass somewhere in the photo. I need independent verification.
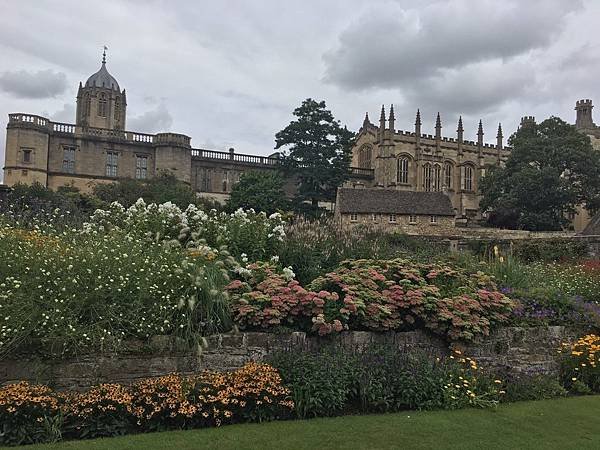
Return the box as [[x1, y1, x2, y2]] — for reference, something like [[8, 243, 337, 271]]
[[23, 396, 600, 450]]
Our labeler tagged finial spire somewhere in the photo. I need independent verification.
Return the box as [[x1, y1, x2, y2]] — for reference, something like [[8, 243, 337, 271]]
[[389, 104, 395, 120], [497, 123, 503, 138], [435, 112, 441, 128], [457, 115, 464, 132], [363, 112, 370, 128], [380, 104, 386, 121], [415, 109, 422, 126], [478, 119, 484, 136], [102, 45, 108, 64]]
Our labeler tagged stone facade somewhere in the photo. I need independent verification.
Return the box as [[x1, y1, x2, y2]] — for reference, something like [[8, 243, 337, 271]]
[[2, 54, 371, 202], [338, 212, 456, 234], [0, 327, 578, 391], [335, 187, 456, 232], [350, 102, 600, 231], [349, 107, 511, 221]]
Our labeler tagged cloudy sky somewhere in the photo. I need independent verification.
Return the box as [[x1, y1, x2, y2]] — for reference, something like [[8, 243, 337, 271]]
[[1, 0, 599, 180]]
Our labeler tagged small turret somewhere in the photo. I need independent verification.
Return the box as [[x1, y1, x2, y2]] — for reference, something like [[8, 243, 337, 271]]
[[435, 112, 442, 139], [496, 123, 503, 150], [477, 120, 484, 146], [575, 99, 595, 130], [379, 105, 386, 141], [415, 109, 422, 147], [362, 112, 371, 129], [520, 116, 536, 129], [388, 104, 395, 134], [456, 116, 464, 155]]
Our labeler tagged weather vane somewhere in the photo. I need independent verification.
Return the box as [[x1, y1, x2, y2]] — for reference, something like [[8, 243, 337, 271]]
[[102, 45, 108, 64]]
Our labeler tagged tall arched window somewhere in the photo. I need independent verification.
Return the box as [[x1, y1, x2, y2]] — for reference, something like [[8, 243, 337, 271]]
[[397, 156, 409, 184], [433, 164, 441, 191], [114, 96, 120, 122], [461, 165, 474, 191], [84, 94, 91, 115], [98, 93, 107, 117], [444, 162, 453, 189], [358, 145, 372, 169], [423, 163, 432, 191]]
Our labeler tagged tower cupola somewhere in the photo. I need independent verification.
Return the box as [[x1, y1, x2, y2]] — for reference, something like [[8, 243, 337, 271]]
[[76, 47, 127, 130]]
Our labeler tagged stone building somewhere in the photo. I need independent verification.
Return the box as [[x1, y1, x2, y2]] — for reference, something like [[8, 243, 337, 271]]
[[349, 106, 511, 223], [350, 101, 600, 231], [2, 51, 371, 202], [335, 187, 455, 233]]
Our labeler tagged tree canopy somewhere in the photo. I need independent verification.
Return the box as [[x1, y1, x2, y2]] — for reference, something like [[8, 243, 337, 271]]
[[480, 116, 600, 231], [92, 171, 220, 210], [275, 99, 354, 209], [226, 171, 289, 215]]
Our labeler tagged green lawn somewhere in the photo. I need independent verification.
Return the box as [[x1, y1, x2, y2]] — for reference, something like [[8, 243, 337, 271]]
[[22, 396, 600, 450]]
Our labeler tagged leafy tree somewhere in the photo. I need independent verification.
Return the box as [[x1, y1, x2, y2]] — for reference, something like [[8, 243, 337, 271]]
[[275, 99, 355, 210], [0, 182, 104, 227], [480, 116, 600, 231], [226, 171, 289, 214], [92, 171, 221, 210]]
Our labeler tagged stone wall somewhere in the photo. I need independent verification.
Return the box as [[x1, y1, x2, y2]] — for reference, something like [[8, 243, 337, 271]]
[[0, 327, 577, 391]]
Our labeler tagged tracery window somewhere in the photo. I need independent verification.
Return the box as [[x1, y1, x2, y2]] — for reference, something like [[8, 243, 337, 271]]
[[397, 157, 409, 184], [462, 165, 474, 191], [433, 164, 442, 191], [358, 145, 372, 169], [98, 93, 107, 117], [444, 163, 453, 189], [114, 96, 120, 122], [423, 163, 432, 191]]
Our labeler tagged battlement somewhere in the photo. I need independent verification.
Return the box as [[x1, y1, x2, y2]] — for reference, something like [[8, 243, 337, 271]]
[[576, 99, 593, 108], [520, 116, 536, 127]]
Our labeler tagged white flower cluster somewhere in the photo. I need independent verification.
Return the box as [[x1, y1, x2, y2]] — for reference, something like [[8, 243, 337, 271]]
[[83, 199, 287, 260]]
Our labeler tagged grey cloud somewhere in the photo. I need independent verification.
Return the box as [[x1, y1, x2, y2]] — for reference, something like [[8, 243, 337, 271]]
[[128, 102, 173, 133], [41, 103, 76, 123], [0, 69, 68, 99], [405, 59, 535, 115], [323, 0, 583, 90]]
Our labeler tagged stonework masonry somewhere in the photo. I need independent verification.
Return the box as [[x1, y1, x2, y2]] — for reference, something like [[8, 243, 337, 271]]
[[2, 53, 598, 231], [349, 102, 600, 232], [2, 55, 371, 202], [0, 327, 577, 391]]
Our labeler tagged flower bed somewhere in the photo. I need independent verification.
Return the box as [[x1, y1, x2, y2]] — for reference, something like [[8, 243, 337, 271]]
[[0, 363, 293, 446], [228, 259, 513, 341]]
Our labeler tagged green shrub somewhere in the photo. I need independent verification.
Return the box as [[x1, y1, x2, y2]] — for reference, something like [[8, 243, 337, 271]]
[[279, 218, 448, 284], [268, 345, 503, 419], [499, 373, 567, 402], [267, 347, 358, 419]]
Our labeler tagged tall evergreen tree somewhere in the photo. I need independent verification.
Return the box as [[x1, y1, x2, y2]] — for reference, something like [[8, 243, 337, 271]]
[[275, 99, 354, 209], [480, 116, 600, 230]]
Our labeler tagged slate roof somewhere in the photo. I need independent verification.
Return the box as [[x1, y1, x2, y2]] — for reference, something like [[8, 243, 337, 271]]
[[581, 211, 600, 235], [85, 62, 121, 91], [336, 188, 455, 216]]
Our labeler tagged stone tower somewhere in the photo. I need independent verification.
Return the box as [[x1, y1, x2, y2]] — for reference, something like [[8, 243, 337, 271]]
[[575, 99, 595, 130], [75, 48, 127, 130]]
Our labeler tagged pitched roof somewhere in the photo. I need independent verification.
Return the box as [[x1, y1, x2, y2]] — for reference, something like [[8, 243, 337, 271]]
[[581, 211, 600, 235], [336, 188, 455, 216]]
